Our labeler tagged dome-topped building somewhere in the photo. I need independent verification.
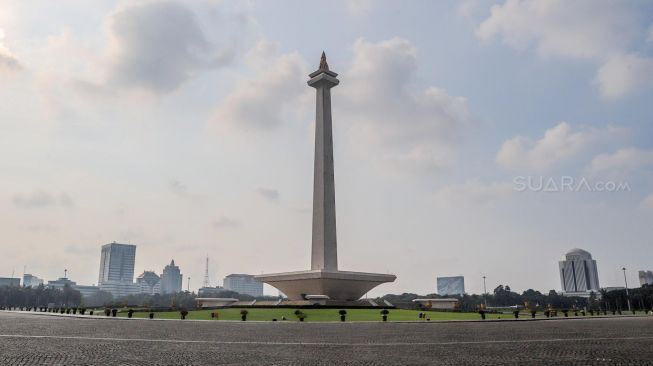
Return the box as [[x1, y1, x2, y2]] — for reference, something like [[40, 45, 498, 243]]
[[565, 248, 592, 259], [559, 248, 600, 296]]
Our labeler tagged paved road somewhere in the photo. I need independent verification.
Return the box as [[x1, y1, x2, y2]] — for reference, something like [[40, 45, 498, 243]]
[[1, 311, 652, 365]]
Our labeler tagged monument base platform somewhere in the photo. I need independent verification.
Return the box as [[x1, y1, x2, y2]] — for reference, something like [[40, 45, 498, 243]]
[[255, 269, 396, 301]]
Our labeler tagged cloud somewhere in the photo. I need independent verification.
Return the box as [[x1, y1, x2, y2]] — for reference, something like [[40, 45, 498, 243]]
[[648, 24, 653, 43], [212, 40, 309, 130], [169, 179, 189, 197], [0, 28, 21, 72], [644, 194, 653, 208], [496, 122, 625, 171], [11, 191, 74, 209], [345, 0, 372, 16], [432, 181, 513, 206], [340, 38, 472, 172], [587, 148, 653, 178], [594, 53, 653, 99], [212, 216, 239, 228], [475, 0, 653, 98], [107, 1, 234, 93], [256, 187, 279, 202]]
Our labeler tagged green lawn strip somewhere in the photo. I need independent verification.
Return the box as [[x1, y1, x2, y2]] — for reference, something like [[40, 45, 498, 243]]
[[111, 308, 516, 321]]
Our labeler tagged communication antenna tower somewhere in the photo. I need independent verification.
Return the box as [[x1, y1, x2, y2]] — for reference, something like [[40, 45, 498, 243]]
[[202, 256, 210, 288]]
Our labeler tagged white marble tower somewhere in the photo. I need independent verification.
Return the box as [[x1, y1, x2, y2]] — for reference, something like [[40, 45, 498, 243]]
[[256, 53, 396, 302], [309, 52, 339, 271]]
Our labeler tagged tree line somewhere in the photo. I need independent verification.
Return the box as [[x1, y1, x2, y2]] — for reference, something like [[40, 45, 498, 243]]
[[378, 284, 653, 312], [0, 284, 82, 308]]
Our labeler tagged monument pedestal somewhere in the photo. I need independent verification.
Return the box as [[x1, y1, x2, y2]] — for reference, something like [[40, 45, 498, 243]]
[[255, 270, 395, 302]]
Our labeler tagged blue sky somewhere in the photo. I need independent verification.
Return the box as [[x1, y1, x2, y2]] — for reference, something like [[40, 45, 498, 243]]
[[1, 0, 652, 296]]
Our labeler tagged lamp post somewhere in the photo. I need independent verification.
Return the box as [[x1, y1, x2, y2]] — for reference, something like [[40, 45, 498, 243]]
[[482, 276, 488, 308], [622, 267, 631, 312]]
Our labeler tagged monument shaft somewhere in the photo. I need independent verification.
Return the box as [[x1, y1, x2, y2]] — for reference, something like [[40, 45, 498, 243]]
[[309, 56, 339, 271]]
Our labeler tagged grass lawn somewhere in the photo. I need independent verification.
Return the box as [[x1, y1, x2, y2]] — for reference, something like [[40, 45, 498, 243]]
[[107, 308, 515, 322]]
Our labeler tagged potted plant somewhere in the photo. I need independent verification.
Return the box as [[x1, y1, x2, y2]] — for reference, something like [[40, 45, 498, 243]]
[[381, 309, 389, 322], [530, 310, 537, 318], [295, 310, 307, 322], [240, 309, 248, 321], [338, 309, 347, 322], [479, 309, 486, 320], [128, 309, 134, 318], [180, 309, 188, 320], [111, 308, 117, 317], [104, 308, 111, 317], [513, 310, 519, 319], [149, 312, 154, 319]]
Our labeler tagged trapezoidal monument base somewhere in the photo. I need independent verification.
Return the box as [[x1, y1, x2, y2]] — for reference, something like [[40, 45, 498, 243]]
[[255, 270, 396, 302]]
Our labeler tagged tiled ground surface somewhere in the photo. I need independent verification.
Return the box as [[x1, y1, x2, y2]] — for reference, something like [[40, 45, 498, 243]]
[[1, 311, 652, 365]]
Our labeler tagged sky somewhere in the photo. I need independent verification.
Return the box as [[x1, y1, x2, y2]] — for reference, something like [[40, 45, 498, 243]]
[[1, 0, 652, 296]]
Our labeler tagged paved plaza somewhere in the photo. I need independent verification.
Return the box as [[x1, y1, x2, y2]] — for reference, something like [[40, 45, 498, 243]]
[[0, 311, 652, 365]]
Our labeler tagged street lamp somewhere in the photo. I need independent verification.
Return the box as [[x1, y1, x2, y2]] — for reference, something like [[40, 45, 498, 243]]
[[622, 267, 631, 312], [482, 276, 488, 308]]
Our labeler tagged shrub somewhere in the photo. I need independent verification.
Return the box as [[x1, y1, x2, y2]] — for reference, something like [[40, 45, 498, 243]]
[[180, 309, 188, 320]]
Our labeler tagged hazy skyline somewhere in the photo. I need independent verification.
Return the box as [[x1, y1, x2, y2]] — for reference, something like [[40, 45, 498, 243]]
[[1, 0, 652, 296]]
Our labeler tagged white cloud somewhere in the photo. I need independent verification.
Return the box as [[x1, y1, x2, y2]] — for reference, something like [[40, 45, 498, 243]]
[[345, 0, 372, 16], [212, 40, 309, 130], [340, 38, 472, 172], [644, 194, 653, 208], [213, 216, 239, 228], [256, 187, 279, 202], [0, 27, 21, 72], [107, 1, 234, 93], [475, 0, 653, 98], [587, 147, 653, 178], [432, 180, 513, 206], [11, 191, 74, 209], [169, 179, 189, 197], [496, 122, 624, 171], [594, 53, 653, 99], [476, 0, 630, 59]]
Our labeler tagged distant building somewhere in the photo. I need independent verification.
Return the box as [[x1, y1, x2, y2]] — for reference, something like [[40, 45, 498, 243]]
[[47, 277, 77, 289], [437, 276, 465, 296], [223, 274, 263, 297], [160, 259, 183, 294], [198, 286, 225, 297], [136, 271, 162, 295], [74, 285, 100, 298], [559, 248, 600, 296], [98, 242, 139, 298], [23, 274, 43, 288], [639, 270, 653, 286], [0, 277, 20, 287]]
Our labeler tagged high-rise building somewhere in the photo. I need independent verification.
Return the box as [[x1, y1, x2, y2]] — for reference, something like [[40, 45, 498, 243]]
[[136, 271, 162, 295], [223, 274, 263, 297], [639, 270, 653, 286], [23, 274, 43, 288], [160, 259, 183, 294], [559, 248, 600, 295], [437, 276, 465, 296], [0, 277, 20, 287], [98, 242, 138, 298]]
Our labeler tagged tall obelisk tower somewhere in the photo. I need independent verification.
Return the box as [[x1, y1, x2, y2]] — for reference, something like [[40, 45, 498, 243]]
[[308, 52, 339, 271], [255, 52, 395, 301]]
